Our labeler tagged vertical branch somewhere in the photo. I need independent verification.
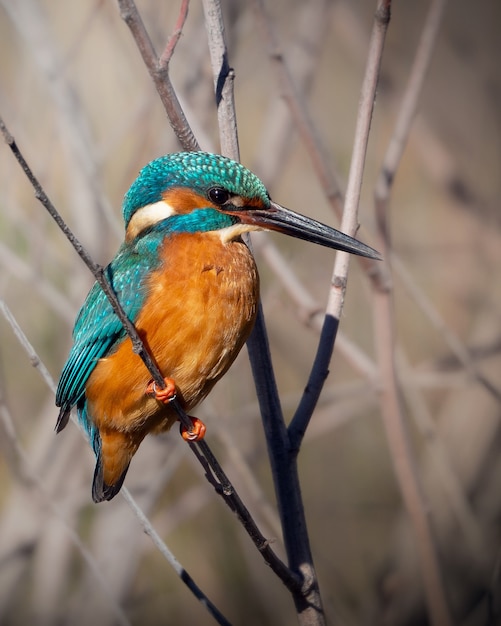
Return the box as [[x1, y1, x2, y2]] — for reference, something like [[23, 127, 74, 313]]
[[327, 0, 391, 321], [203, 1, 326, 624], [371, 1, 452, 625], [288, 0, 391, 448], [201, 0, 239, 159]]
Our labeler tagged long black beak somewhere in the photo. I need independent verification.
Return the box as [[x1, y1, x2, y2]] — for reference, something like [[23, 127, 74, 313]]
[[238, 201, 381, 260]]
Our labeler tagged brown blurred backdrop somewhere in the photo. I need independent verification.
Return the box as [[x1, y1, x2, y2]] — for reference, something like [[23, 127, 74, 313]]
[[0, 1, 500, 625]]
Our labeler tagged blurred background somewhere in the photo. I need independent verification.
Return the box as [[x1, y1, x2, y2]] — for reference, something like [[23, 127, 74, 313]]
[[0, 0, 500, 624]]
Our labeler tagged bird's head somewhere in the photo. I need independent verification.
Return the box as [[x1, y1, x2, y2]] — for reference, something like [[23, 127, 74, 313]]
[[122, 151, 380, 259]]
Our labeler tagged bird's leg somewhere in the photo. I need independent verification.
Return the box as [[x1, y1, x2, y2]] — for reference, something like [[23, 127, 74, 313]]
[[145, 377, 177, 403], [145, 378, 206, 441], [180, 417, 206, 442]]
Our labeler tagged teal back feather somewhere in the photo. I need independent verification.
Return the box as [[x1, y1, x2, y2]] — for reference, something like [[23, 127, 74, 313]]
[[57, 152, 267, 443], [56, 229, 166, 414]]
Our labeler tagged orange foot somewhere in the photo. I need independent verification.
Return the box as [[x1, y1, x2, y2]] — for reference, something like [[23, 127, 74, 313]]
[[180, 417, 206, 442], [146, 377, 177, 403]]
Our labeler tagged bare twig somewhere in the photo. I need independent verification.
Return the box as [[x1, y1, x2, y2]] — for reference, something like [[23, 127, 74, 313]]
[[117, 0, 199, 151], [287, 0, 391, 448], [0, 298, 233, 625], [201, 0, 239, 158], [371, 1, 452, 625], [392, 254, 501, 403], [0, 115, 298, 596], [203, 1, 325, 622], [121, 489, 232, 626], [159, 0, 190, 68]]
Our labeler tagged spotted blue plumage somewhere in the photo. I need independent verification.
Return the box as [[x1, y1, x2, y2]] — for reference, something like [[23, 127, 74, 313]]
[[56, 150, 381, 502], [55, 205, 234, 427], [55, 231, 164, 435], [56, 152, 269, 435], [122, 152, 270, 228]]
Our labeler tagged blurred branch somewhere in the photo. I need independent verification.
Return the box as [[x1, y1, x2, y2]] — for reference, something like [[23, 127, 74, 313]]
[[396, 349, 486, 559], [0, 298, 56, 395], [251, 0, 344, 214], [371, 1, 452, 625], [0, 298, 232, 625], [0, 115, 298, 613], [0, 301, 131, 626], [1, 0, 121, 245], [392, 254, 501, 403], [121, 489, 232, 626], [253, 0, 330, 185], [0, 242, 75, 324]]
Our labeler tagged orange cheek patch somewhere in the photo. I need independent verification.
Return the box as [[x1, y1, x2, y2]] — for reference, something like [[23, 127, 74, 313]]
[[162, 188, 213, 213]]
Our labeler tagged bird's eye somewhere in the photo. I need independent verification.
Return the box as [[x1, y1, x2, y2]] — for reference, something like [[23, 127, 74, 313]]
[[207, 187, 230, 206]]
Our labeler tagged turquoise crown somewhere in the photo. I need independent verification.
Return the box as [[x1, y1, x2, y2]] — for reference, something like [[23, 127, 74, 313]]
[[122, 152, 270, 228]]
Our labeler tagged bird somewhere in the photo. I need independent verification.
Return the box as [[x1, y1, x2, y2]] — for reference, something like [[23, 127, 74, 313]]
[[55, 151, 380, 503]]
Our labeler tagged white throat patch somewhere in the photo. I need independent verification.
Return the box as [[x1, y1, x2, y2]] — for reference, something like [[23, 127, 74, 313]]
[[217, 222, 262, 244]]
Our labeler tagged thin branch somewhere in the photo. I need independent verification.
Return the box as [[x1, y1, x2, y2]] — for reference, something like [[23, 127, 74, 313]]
[[202, 1, 325, 623], [371, 1, 452, 625], [158, 0, 190, 69], [0, 298, 235, 625], [117, 0, 199, 151], [0, 114, 298, 594], [288, 0, 391, 449], [121, 489, 232, 626], [392, 254, 501, 403], [201, 0, 239, 158]]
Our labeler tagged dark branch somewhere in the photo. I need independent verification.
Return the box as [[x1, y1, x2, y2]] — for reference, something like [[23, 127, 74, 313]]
[[0, 112, 299, 594]]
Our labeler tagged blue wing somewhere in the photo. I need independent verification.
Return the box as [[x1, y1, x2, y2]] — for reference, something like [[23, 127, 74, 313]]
[[55, 237, 164, 432]]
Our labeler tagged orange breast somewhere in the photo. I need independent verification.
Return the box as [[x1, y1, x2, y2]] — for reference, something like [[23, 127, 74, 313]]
[[85, 232, 259, 439]]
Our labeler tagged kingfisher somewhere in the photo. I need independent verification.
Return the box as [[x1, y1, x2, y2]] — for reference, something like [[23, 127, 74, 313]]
[[55, 151, 379, 502]]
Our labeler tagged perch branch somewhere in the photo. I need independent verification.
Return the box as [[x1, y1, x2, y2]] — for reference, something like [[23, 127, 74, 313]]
[[202, 0, 326, 622], [0, 115, 299, 595]]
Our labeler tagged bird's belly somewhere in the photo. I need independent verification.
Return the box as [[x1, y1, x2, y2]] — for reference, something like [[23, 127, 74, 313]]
[[86, 234, 259, 435]]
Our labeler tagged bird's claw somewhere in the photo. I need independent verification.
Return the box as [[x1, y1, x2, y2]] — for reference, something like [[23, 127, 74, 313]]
[[146, 377, 177, 403], [180, 417, 206, 442]]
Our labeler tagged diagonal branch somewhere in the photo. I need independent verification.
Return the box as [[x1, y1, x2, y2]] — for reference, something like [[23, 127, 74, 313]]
[[117, 0, 199, 152], [0, 115, 299, 595], [158, 0, 190, 68], [0, 301, 232, 626]]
